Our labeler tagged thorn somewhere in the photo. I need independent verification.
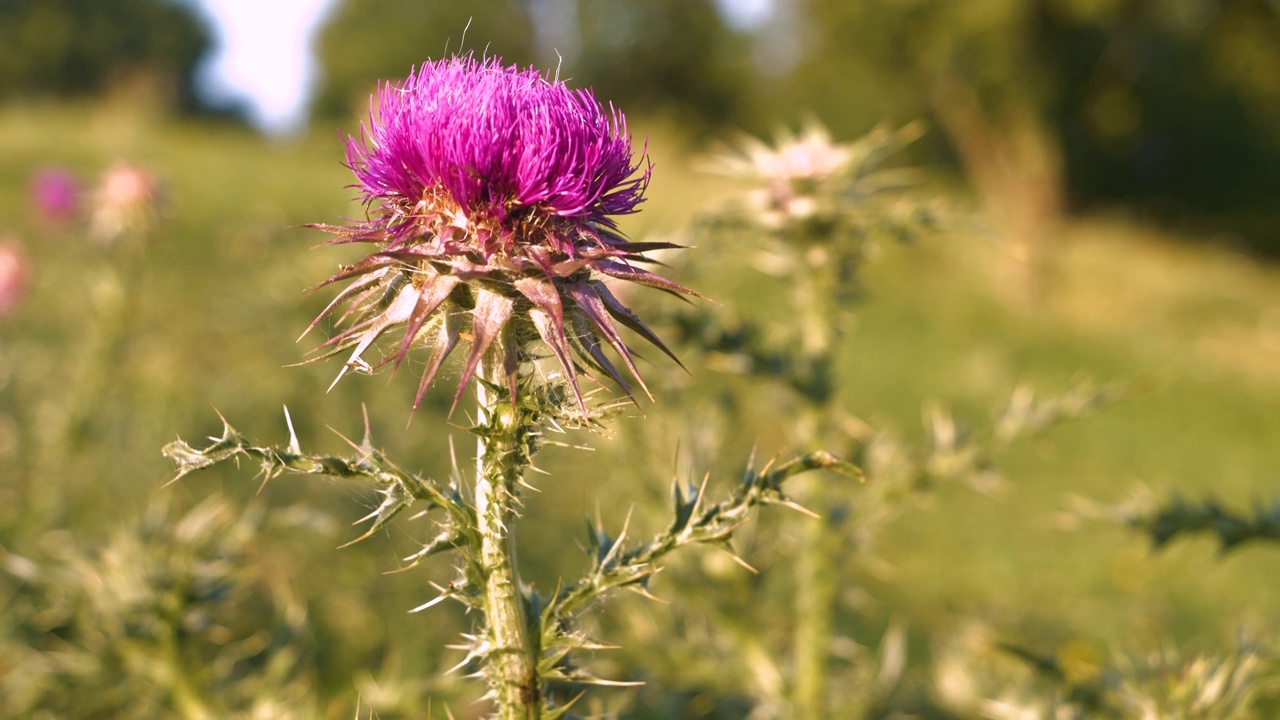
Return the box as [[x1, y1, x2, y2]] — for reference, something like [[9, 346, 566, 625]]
[[352, 505, 381, 527], [447, 435, 464, 485], [759, 453, 779, 479], [327, 365, 348, 393], [724, 547, 760, 574], [410, 594, 451, 613], [212, 404, 231, 430], [283, 405, 301, 455], [329, 425, 375, 464], [778, 498, 821, 519], [601, 507, 633, 568], [628, 583, 669, 603], [692, 472, 712, 518], [575, 676, 646, 687]]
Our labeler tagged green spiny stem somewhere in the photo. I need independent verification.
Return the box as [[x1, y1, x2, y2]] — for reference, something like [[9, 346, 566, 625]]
[[550, 451, 861, 622], [792, 504, 840, 719], [158, 591, 215, 720], [474, 354, 540, 719], [792, 253, 843, 720]]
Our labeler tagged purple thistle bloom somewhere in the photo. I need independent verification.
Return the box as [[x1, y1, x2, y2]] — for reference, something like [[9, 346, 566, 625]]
[[29, 167, 80, 225], [309, 55, 699, 413]]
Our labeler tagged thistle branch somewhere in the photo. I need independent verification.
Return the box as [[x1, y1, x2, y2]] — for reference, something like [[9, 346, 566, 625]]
[[544, 451, 863, 640], [162, 411, 477, 550], [1120, 494, 1280, 553]]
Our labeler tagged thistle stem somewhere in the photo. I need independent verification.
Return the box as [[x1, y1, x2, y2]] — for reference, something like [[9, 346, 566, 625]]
[[791, 251, 841, 720], [474, 355, 540, 719], [792, 498, 839, 719]]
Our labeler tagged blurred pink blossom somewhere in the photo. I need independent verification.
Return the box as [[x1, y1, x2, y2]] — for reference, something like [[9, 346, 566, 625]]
[[0, 240, 30, 317], [89, 163, 160, 244], [28, 167, 81, 226]]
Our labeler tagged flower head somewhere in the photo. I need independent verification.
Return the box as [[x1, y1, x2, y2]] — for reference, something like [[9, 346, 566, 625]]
[[310, 55, 698, 412], [707, 122, 925, 236], [89, 163, 160, 245], [0, 239, 31, 318], [29, 167, 81, 226]]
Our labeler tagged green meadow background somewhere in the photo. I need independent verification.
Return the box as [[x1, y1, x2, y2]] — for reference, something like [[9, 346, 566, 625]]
[[2, 1, 1280, 717]]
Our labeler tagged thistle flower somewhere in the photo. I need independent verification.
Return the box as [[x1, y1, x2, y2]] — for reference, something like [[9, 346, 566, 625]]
[[28, 166, 81, 226], [309, 55, 698, 412], [0, 239, 30, 317], [706, 122, 924, 236], [88, 162, 159, 245]]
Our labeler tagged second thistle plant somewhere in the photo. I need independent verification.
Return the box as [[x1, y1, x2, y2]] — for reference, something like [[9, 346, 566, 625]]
[[702, 122, 929, 719]]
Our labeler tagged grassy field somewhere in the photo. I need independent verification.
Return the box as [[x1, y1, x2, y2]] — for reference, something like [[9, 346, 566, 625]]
[[2, 99, 1278, 717]]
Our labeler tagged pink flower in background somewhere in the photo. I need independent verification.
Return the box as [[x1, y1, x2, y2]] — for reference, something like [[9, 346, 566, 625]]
[[89, 163, 160, 244], [311, 55, 698, 412], [29, 167, 81, 226], [0, 240, 30, 317]]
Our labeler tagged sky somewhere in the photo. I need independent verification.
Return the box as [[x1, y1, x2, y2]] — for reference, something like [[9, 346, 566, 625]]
[[190, 0, 772, 136], [190, 0, 338, 135]]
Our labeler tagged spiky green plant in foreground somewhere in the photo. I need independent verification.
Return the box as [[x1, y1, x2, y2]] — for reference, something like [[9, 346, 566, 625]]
[[165, 56, 861, 718], [930, 622, 1280, 720], [930, 471, 1280, 718], [0, 495, 316, 719]]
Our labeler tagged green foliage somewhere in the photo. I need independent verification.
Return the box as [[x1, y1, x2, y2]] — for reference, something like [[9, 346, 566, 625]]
[[765, 0, 1280, 255], [1125, 495, 1280, 553], [0, 0, 213, 111], [936, 632, 1280, 719], [312, 0, 750, 131], [3, 101, 1280, 717], [163, 387, 862, 715], [567, 0, 751, 131], [0, 496, 317, 719], [310, 0, 538, 120], [164, 408, 477, 550], [308, 0, 1280, 252]]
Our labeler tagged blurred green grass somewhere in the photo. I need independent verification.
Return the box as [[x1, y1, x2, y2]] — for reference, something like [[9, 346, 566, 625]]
[[2, 100, 1279, 714]]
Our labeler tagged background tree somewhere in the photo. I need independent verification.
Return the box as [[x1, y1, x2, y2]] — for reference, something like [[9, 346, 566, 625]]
[[310, 0, 539, 121], [311, 0, 749, 134], [758, 0, 1280, 258], [565, 0, 751, 132], [0, 0, 213, 112]]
